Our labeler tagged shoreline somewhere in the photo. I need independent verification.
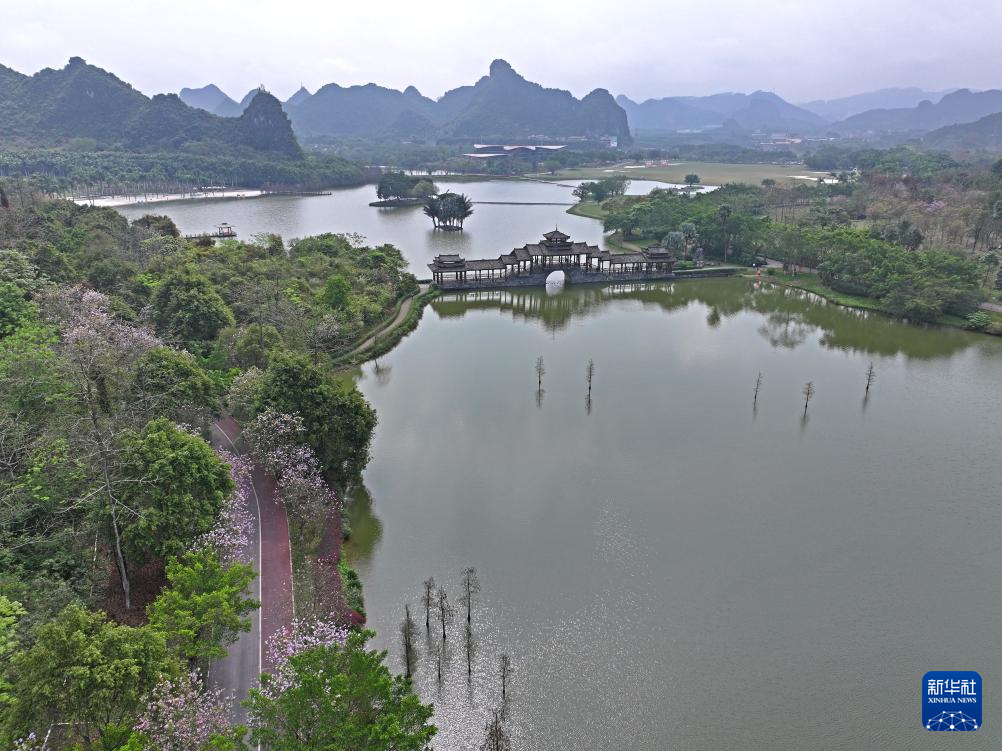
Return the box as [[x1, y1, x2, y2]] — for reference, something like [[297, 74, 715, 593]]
[[72, 188, 266, 208], [759, 271, 1002, 336]]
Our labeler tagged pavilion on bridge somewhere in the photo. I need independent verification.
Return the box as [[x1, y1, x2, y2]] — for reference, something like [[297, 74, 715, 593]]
[[428, 230, 677, 287]]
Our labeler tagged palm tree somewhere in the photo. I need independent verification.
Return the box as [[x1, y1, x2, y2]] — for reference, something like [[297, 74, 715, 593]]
[[435, 192, 475, 230], [662, 231, 685, 258], [423, 195, 441, 229], [680, 222, 698, 260], [717, 204, 733, 263]]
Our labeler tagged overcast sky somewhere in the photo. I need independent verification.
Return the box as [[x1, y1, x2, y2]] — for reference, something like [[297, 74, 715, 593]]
[[3, 0, 999, 103]]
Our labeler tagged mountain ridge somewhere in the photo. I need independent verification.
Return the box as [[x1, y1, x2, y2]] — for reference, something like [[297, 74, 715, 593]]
[[0, 57, 303, 157], [836, 89, 1002, 133], [180, 59, 632, 143]]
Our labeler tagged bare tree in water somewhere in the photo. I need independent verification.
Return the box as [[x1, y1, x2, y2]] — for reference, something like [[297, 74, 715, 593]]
[[753, 371, 763, 408], [480, 708, 512, 751], [499, 653, 512, 702], [431, 639, 443, 685], [586, 359, 595, 395], [463, 621, 475, 678], [802, 381, 816, 416], [460, 567, 480, 623], [535, 356, 545, 389], [421, 577, 435, 630], [436, 586, 454, 641], [865, 362, 876, 396], [400, 604, 419, 678]]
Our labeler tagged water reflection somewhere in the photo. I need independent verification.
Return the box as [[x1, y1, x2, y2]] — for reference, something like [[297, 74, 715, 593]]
[[353, 275, 1002, 750], [343, 483, 383, 567], [431, 278, 988, 359]]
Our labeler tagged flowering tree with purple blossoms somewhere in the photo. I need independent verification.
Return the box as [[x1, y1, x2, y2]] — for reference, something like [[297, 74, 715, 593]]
[[134, 672, 239, 751], [196, 449, 255, 565], [41, 285, 162, 609], [243, 409, 340, 518], [264, 617, 350, 695]]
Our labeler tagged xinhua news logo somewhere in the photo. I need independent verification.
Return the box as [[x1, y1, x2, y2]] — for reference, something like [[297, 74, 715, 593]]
[[923, 671, 982, 731]]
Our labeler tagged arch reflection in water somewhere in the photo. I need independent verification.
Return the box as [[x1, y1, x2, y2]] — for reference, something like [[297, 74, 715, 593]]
[[544, 270, 565, 294]]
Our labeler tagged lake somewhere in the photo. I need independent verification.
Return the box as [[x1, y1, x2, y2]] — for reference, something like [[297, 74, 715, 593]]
[[118, 182, 1002, 748], [347, 279, 1002, 750], [116, 178, 669, 275]]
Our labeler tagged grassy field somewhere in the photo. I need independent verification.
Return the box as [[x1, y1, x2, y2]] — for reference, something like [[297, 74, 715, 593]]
[[540, 161, 829, 187], [566, 201, 607, 219]]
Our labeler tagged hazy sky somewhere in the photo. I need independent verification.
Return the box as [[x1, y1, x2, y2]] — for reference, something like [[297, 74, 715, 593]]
[[3, 0, 999, 103]]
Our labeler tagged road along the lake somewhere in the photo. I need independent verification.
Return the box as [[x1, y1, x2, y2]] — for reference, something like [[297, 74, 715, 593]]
[[209, 417, 295, 724]]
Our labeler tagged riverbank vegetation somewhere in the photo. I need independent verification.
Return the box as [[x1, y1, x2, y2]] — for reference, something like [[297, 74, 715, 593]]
[[593, 154, 1002, 325], [0, 196, 433, 749], [0, 149, 368, 202]]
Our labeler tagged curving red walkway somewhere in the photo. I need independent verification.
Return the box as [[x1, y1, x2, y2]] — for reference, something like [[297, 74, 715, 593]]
[[213, 417, 295, 678], [252, 462, 295, 671]]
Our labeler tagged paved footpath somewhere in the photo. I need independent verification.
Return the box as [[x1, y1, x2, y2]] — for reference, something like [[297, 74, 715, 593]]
[[349, 284, 430, 356], [209, 417, 295, 723]]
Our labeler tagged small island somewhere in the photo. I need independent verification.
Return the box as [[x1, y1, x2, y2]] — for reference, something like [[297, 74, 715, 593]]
[[368, 172, 438, 207]]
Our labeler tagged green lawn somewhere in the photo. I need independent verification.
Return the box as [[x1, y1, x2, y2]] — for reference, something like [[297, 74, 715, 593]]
[[566, 201, 607, 219], [541, 161, 829, 187]]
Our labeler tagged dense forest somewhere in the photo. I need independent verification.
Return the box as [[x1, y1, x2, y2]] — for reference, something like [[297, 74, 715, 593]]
[[0, 149, 369, 198], [0, 58, 299, 157], [0, 197, 432, 749]]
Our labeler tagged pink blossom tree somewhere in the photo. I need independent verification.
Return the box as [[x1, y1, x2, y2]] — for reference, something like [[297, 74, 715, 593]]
[[243, 409, 340, 518], [263, 617, 349, 696], [134, 671, 235, 751], [41, 285, 162, 609], [196, 449, 255, 565]]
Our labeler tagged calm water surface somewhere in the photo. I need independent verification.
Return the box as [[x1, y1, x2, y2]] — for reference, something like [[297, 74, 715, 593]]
[[116, 179, 666, 273], [347, 279, 1002, 750]]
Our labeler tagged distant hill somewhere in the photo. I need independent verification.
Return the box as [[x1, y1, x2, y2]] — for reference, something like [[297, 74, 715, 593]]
[[277, 59, 631, 143], [923, 110, 1002, 151], [178, 83, 242, 117], [284, 86, 312, 109], [287, 81, 440, 138], [616, 91, 825, 133], [837, 89, 1002, 134], [0, 58, 302, 158], [798, 88, 955, 121], [441, 59, 631, 143]]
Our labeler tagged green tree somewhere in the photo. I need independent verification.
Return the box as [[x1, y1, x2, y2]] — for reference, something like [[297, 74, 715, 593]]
[[2, 605, 176, 750], [132, 346, 219, 423], [149, 266, 234, 342], [322, 274, 353, 310], [148, 548, 258, 669], [0, 282, 37, 339], [0, 596, 25, 708], [662, 231, 685, 257], [409, 179, 438, 200], [117, 418, 233, 561], [245, 630, 435, 751], [426, 192, 474, 230], [684, 173, 700, 186], [541, 159, 560, 175], [256, 353, 376, 483], [0, 249, 46, 294]]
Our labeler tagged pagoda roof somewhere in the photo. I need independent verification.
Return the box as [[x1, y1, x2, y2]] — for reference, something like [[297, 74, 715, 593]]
[[543, 229, 571, 241]]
